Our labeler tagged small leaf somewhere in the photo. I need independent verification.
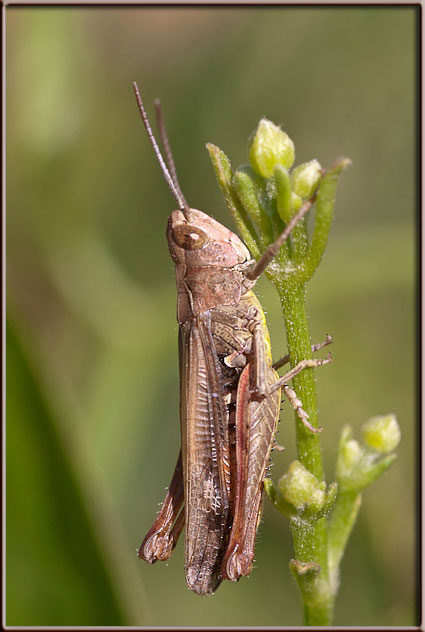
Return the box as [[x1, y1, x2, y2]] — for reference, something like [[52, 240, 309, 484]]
[[206, 143, 260, 258], [274, 165, 293, 224], [337, 438, 363, 480], [317, 481, 338, 518], [289, 559, 321, 577], [263, 477, 277, 503], [264, 477, 297, 517], [343, 454, 398, 492], [233, 166, 272, 243], [302, 157, 351, 281]]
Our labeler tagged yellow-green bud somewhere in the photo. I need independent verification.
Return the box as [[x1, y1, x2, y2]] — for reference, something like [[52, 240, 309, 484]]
[[362, 414, 401, 453], [291, 159, 322, 199], [249, 118, 295, 178], [338, 439, 363, 479], [279, 460, 325, 512]]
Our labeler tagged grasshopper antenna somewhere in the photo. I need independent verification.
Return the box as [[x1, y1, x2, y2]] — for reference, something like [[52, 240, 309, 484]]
[[154, 99, 189, 210], [133, 82, 189, 212]]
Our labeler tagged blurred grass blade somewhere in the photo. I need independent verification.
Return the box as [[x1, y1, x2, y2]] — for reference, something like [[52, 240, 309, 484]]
[[5, 318, 144, 625]]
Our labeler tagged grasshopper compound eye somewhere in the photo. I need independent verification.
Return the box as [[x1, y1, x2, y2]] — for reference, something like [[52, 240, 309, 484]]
[[172, 224, 208, 250]]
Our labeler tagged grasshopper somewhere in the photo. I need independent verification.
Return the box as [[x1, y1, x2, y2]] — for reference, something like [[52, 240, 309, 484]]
[[133, 83, 332, 595]]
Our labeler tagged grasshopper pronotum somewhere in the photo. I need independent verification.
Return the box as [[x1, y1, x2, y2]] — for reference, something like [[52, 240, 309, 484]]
[[133, 83, 331, 595]]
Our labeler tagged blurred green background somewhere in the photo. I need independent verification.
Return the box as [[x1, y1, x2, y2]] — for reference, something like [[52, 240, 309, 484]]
[[6, 6, 418, 627]]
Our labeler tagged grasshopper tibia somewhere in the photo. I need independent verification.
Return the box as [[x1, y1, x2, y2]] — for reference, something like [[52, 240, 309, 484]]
[[283, 384, 322, 434], [271, 352, 333, 433], [272, 334, 333, 371], [271, 352, 332, 394]]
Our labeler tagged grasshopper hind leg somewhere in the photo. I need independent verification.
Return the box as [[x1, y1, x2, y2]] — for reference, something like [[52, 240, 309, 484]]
[[222, 364, 281, 582], [139, 452, 184, 563]]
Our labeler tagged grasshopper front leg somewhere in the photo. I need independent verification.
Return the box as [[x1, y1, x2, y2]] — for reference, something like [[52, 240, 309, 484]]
[[139, 452, 185, 563]]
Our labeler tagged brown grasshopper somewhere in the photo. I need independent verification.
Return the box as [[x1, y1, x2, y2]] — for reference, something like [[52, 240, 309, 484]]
[[133, 83, 332, 595]]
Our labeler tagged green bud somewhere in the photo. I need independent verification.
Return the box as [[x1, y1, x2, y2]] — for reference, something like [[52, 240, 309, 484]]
[[291, 159, 322, 199], [279, 460, 325, 512], [362, 414, 401, 453], [249, 118, 295, 178], [337, 439, 363, 479]]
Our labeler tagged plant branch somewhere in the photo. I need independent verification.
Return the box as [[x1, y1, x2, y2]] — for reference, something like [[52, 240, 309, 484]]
[[208, 118, 398, 626]]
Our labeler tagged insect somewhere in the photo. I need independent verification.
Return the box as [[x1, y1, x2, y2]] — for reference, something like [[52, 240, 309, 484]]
[[133, 83, 332, 595]]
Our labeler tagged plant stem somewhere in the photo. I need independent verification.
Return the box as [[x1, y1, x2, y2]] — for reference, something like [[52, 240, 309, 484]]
[[277, 280, 324, 480], [327, 490, 362, 594], [208, 135, 385, 626], [277, 278, 334, 625], [289, 516, 333, 625]]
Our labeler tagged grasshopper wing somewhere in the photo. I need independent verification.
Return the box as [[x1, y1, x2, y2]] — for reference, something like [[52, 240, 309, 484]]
[[179, 314, 231, 595]]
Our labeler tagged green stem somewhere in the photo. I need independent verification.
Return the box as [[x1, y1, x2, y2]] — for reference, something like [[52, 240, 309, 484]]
[[207, 137, 354, 626], [304, 595, 334, 627], [327, 490, 362, 594], [277, 279, 334, 624], [277, 281, 323, 480], [289, 517, 333, 625]]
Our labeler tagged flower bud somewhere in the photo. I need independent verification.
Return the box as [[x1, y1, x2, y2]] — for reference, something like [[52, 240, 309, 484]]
[[362, 414, 401, 454], [291, 159, 322, 199], [279, 460, 325, 512], [249, 118, 295, 178]]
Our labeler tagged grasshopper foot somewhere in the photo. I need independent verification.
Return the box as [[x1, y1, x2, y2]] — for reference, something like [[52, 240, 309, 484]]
[[222, 547, 252, 582], [139, 531, 174, 563]]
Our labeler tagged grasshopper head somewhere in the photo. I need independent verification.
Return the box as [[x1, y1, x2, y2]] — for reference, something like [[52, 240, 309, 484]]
[[132, 85, 251, 272], [167, 208, 251, 268]]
